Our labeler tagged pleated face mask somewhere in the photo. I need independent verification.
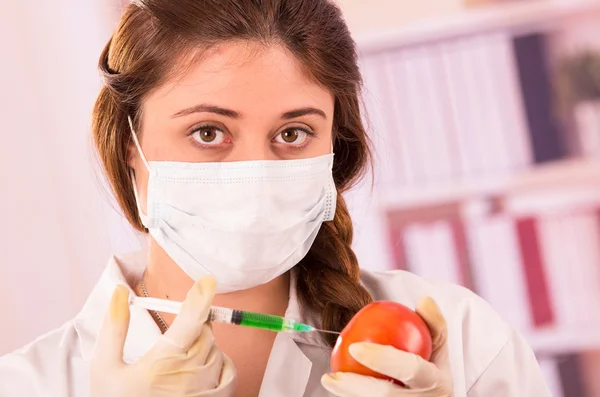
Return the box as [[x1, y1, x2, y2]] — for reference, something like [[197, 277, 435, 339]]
[[128, 117, 337, 293]]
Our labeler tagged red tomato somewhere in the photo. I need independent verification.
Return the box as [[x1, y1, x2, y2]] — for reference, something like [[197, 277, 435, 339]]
[[330, 301, 433, 382]]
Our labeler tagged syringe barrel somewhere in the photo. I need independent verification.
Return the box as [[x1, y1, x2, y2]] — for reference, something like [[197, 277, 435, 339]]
[[130, 296, 182, 314], [208, 306, 235, 324], [237, 311, 286, 331]]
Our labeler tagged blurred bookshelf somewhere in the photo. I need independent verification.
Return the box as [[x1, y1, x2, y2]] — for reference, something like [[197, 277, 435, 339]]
[[354, 1, 600, 395]]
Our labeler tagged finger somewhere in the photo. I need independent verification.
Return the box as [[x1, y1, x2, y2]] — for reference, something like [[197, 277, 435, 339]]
[[349, 343, 440, 389], [147, 322, 214, 364], [184, 324, 215, 365], [197, 345, 225, 389], [145, 343, 224, 392], [93, 285, 131, 366], [155, 343, 224, 390], [416, 297, 448, 351], [321, 372, 401, 397], [155, 275, 217, 355], [415, 297, 450, 368], [200, 353, 237, 396]]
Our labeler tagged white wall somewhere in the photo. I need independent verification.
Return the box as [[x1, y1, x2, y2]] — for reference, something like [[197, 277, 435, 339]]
[[0, 1, 141, 354]]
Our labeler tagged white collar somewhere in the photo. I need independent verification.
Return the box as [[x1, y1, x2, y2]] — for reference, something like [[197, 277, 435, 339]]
[[72, 251, 162, 363], [71, 251, 322, 396]]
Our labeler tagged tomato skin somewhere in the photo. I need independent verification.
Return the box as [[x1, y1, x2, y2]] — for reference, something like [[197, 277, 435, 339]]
[[330, 301, 433, 382]]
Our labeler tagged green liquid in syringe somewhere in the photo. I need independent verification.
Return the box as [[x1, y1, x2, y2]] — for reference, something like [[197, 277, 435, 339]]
[[239, 312, 286, 331]]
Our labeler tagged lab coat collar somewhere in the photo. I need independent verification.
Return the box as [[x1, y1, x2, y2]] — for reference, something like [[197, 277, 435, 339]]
[[73, 251, 163, 363], [259, 332, 313, 396], [72, 252, 322, 396]]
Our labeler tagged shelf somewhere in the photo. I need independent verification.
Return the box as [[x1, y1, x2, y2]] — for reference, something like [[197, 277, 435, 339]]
[[508, 158, 600, 193], [524, 325, 600, 355], [357, 0, 600, 54], [504, 187, 600, 217], [377, 175, 511, 211], [377, 158, 600, 213]]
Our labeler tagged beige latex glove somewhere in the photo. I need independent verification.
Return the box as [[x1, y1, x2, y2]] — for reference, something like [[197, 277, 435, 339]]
[[91, 276, 236, 397], [322, 297, 452, 397]]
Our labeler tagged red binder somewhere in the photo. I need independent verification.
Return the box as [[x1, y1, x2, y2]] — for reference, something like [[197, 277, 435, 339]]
[[515, 217, 554, 326]]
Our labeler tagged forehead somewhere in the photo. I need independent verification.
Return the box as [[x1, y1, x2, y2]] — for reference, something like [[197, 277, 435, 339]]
[[144, 42, 334, 116]]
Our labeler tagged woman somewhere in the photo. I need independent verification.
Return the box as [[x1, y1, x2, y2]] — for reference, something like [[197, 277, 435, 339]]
[[0, 0, 550, 396]]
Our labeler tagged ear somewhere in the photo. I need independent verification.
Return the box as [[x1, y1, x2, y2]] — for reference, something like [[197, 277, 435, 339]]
[[127, 139, 138, 169]]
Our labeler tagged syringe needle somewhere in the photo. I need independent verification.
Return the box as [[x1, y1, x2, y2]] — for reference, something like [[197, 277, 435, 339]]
[[311, 328, 341, 335]]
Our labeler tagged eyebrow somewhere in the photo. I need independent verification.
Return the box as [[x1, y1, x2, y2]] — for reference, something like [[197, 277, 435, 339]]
[[171, 104, 327, 120], [172, 104, 240, 118], [281, 107, 327, 120]]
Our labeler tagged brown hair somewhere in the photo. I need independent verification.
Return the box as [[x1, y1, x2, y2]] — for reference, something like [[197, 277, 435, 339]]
[[93, 0, 373, 346]]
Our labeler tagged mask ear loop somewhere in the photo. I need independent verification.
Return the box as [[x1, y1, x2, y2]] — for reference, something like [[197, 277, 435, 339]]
[[324, 136, 336, 221], [128, 116, 151, 171], [127, 115, 151, 226], [329, 137, 335, 171]]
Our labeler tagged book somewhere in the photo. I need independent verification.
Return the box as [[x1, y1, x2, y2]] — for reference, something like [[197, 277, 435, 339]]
[[359, 55, 403, 188], [558, 354, 587, 397], [512, 33, 566, 163], [440, 38, 486, 181], [397, 45, 456, 186], [515, 217, 554, 327], [465, 215, 533, 330], [402, 220, 463, 286], [537, 212, 600, 328], [487, 32, 533, 171], [386, 204, 460, 272]]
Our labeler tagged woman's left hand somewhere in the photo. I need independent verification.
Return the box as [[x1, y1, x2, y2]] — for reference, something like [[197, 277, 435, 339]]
[[321, 297, 453, 397]]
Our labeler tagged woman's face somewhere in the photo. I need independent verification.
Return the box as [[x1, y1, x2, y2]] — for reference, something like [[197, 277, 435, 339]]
[[131, 42, 335, 210]]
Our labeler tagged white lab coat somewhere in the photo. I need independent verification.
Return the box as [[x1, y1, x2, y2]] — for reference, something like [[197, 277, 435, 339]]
[[0, 251, 550, 396]]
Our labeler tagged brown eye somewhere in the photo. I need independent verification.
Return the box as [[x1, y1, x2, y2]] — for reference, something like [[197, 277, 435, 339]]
[[281, 130, 299, 143], [200, 128, 217, 142], [275, 128, 308, 145], [191, 125, 225, 145]]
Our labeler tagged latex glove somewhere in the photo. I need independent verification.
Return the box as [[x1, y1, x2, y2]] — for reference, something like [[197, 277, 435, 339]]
[[91, 276, 236, 397], [322, 297, 452, 396]]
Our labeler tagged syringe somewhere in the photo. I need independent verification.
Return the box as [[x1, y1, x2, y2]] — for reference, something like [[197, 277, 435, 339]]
[[130, 295, 339, 334]]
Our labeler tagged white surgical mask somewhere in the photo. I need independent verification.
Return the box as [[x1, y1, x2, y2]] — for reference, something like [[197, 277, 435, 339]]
[[128, 117, 337, 293]]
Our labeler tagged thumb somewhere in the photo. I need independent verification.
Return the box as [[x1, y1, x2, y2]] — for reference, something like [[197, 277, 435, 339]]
[[93, 285, 131, 366], [416, 296, 450, 367], [156, 275, 217, 355]]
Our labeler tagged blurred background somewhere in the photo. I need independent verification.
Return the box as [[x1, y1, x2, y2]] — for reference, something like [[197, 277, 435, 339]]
[[2, 0, 600, 395]]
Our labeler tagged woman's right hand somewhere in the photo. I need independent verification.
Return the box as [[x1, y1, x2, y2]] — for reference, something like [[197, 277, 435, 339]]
[[90, 276, 236, 397]]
